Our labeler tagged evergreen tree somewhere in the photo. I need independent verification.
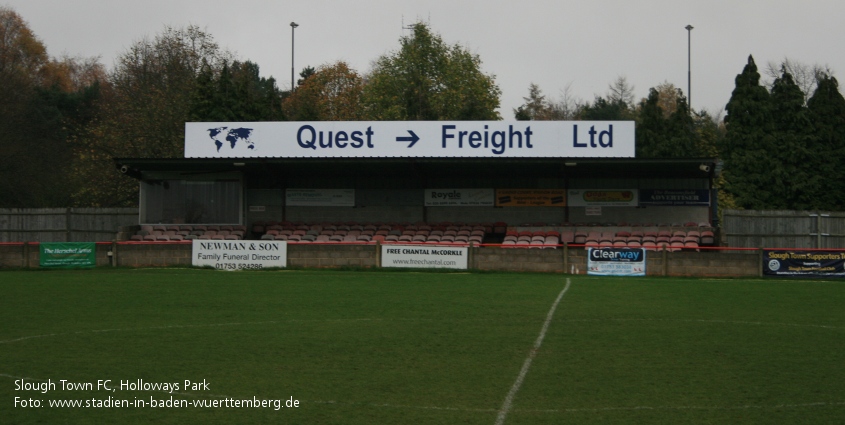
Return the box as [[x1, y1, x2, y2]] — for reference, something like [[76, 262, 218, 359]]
[[722, 55, 776, 209], [807, 75, 845, 210], [636, 87, 700, 158], [579, 96, 631, 120], [635, 88, 669, 157], [665, 93, 698, 157], [190, 60, 284, 122], [769, 69, 815, 209], [513, 83, 549, 120]]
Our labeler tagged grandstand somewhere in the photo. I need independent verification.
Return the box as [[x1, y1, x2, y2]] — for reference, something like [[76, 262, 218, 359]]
[[115, 121, 718, 249], [115, 158, 718, 248]]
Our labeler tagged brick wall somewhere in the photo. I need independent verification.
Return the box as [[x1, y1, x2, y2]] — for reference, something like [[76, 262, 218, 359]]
[[114, 242, 193, 267], [287, 244, 378, 268], [0, 242, 763, 277]]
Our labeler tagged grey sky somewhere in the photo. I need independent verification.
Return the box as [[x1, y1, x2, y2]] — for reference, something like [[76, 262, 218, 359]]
[[7, 0, 845, 118]]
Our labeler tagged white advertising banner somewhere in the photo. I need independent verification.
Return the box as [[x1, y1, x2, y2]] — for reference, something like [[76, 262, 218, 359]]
[[424, 188, 494, 206], [587, 247, 646, 276], [185, 121, 635, 159], [568, 189, 639, 207], [381, 245, 469, 269], [192, 240, 287, 270], [286, 189, 355, 207]]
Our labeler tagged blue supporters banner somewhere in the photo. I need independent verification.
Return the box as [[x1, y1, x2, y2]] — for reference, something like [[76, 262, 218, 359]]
[[587, 247, 646, 276], [639, 189, 710, 206], [764, 250, 845, 277]]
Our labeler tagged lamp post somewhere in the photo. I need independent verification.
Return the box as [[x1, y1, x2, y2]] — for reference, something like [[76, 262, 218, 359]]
[[685, 24, 693, 110], [290, 22, 299, 92]]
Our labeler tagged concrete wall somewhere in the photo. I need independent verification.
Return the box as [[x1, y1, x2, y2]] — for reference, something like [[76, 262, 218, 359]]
[[1, 242, 761, 277]]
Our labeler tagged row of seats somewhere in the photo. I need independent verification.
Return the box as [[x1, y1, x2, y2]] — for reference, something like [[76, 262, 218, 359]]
[[572, 230, 715, 245], [499, 229, 715, 250], [259, 223, 489, 244], [520, 221, 713, 229], [130, 225, 248, 241], [253, 221, 506, 235]]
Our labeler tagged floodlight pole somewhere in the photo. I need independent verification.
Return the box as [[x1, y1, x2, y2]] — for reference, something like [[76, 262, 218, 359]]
[[685, 24, 693, 110], [291, 22, 299, 92]]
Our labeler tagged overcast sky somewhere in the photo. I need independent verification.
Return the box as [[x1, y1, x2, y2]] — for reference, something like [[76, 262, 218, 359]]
[[6, 0, 845, 118]]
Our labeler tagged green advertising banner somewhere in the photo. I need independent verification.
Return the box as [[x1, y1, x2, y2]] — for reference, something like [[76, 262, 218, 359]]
[[39, 242, 96, 268]]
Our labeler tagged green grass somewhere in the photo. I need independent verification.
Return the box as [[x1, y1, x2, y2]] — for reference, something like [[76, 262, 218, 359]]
[[1, 269, 844, 424]]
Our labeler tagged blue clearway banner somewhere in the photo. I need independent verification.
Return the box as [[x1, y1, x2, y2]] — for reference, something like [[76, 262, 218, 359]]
[[587, 247, 646, 276]]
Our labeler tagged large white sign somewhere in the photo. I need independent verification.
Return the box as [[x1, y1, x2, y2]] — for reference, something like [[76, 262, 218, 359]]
[[381, 245, 468, 269], [286, 189, 355, 207], [185, 121, 635, 158], [192, 240, 287, 270], [424, 188, 494, 206], [587, 247, 646, 276]]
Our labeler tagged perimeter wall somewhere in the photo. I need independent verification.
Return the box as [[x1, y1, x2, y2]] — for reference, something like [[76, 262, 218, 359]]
[[0, 242, 760, 277]]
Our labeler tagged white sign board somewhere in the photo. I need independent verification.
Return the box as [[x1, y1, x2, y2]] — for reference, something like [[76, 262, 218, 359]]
[[381, 245, 468, 269], [185, 121, 635, 158], [587, 247, 646, 276], [424, 188, 494, 206], [286, 189, 355, 207], [192, 240, 287, 270]]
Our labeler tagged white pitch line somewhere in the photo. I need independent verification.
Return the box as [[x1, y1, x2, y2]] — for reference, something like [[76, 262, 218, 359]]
[[494, 278, 571, 425]]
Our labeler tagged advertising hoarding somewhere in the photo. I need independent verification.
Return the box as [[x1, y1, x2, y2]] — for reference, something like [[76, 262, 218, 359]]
[[39, 243, 96, 268], [568, 189, 638, 207], [763, 250, 845, 277], [495, 189, 566, 207], [381, 245, 468, 269], [587, 247, 646, 276], [639, 189, 710, 206], [185, 121, 635, 159], [192, 240, 286, 270], [425, 189, 494, 206], [285, 189, 355, 207]]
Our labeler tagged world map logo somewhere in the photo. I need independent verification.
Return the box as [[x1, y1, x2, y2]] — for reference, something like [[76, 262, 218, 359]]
[[207, 127, 255, 152]]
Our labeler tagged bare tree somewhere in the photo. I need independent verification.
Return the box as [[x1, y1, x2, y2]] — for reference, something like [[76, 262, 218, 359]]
[[546, 82, 583, 120], [764, 58, 833, 103], [607, 76, 636, 108]]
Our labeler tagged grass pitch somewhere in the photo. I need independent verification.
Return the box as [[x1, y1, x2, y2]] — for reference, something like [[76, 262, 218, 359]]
[[1, 269, 844, 424]]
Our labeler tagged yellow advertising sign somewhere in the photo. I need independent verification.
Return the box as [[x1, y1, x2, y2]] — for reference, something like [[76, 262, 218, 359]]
[[567, 189, 639, 207], [495, 189, 566, 207]]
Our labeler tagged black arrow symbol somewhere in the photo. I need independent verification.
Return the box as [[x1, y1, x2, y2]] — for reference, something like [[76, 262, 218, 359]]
[[396, 130, 419, 148]]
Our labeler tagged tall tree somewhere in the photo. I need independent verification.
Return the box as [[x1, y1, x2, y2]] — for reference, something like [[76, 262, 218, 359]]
[[283, 61, 365, 121], [514, 83, 549, 120], [363, 22, 501, 120], [764, 58, 831, 104], [579, 96, 631, 120], [769, 69, 815, 209], [607, 76, 636, 109], [807, 75, 845, 210], [190, 60, 284, 122], [73, 26, 232, 207], [0, 6, 46, 79], [0, 7, 104, 207], [721, 55, 776, 209], [635, 86, 700, 158]]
